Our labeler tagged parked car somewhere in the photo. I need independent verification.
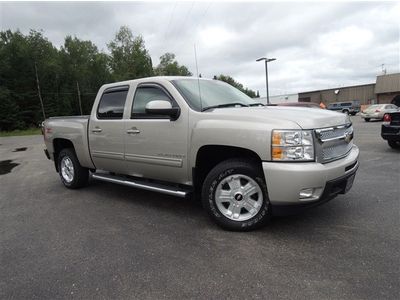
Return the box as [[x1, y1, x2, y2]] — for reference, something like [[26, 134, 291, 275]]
[[381, 112, 400, 149], [360, 104, 399, 122], [42, 76, 359, 231], [327, 100, 361, 115], [276, 102, 322, 109]]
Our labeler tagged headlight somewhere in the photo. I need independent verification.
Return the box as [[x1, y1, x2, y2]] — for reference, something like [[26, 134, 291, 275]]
[[272, 130, 314, 161]]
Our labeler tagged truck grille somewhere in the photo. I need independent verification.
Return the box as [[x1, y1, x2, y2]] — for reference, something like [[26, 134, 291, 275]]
[[315, 124, 353, 163]]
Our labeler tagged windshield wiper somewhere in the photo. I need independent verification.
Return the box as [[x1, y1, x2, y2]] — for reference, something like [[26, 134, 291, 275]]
[[201, 102, 249, 112], [249, 102, 265, 107]]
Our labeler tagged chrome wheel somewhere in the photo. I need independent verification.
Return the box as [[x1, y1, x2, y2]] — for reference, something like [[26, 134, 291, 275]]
[[215, 174, 264, 221], [61, 156, 74, 183]]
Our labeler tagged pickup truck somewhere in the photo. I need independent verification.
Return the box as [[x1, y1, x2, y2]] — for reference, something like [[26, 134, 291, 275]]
[[43, 76, 359, 231], [381, 111, 400, 149]]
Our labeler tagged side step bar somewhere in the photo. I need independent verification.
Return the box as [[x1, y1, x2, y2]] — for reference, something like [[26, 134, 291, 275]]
[[91, 173, 190, 198]]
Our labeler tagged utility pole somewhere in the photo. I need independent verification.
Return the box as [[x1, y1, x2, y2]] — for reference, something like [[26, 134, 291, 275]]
[[34, 61, 46, 120], [76, 81, 83, 115]]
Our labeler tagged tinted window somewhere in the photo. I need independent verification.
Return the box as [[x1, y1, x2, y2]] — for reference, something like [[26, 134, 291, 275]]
[[340, 102, 351, 106], [132, 86, 172, 117], [97, 89, 128, 119]]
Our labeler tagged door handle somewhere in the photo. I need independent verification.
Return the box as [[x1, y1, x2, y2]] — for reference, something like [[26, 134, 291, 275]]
[[92, 127, 102, 133], [126, 128, 140, 134]]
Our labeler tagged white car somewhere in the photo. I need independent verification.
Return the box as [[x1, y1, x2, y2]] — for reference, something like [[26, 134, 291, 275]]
[[360, 104, 399, 122]]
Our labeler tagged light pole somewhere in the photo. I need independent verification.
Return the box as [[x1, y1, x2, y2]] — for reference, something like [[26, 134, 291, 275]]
[[256, 57, 276, 104]]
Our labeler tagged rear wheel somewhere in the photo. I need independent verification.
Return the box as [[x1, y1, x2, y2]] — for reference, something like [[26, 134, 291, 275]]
[[202, 159, 270, 231], [58, 148, 89, 189], [365, 118, 370, 122], [343, 110, 349, 114], [388, 141, 400, 149]]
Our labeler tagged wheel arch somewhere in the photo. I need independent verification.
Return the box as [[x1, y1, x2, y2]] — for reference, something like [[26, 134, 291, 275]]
[[193, 144, 264, 193]]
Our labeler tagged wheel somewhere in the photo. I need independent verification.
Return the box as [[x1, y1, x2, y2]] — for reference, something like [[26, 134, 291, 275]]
[[365, 118, 370, 122], [201, 159, 270, 231], [58, 148, 89, 189], [388, 141, 400, 149], [343, 110, 349, 114]]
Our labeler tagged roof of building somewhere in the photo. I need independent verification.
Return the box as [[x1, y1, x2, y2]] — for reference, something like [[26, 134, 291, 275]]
[[375, 73, 400, 94]]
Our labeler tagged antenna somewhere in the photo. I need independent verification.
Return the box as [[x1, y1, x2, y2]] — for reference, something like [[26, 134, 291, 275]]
[[194, 43, 202, 110]]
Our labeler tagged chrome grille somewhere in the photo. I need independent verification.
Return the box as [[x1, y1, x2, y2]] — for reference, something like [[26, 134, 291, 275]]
[[322, 140, 353, 162], [315, 123, 354, 163]]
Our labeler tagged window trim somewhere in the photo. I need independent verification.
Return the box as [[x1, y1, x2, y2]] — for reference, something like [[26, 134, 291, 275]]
[[96, 85, 129, 120], [131, 82, 180, 120]]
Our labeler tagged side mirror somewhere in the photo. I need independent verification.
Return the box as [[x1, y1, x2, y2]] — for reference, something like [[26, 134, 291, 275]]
[[145, 100, 180, 120]]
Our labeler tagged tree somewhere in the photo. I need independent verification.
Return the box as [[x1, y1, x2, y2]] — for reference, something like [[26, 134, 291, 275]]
[[59, 36, 112, 114], [213, 74, 258, 98], [154, 52, 192, 76], [108, 26, 153, 81]]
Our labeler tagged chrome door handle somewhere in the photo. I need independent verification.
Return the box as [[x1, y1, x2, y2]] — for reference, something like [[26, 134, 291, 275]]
[[92, 127, 102, 133], [126, 128, 140, 134]]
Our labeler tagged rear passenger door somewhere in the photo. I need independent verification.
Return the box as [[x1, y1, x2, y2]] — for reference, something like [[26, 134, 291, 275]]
[[88, 85, 128, 172]]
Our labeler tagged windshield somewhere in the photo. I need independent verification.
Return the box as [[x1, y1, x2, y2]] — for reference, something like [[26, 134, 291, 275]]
[[172, 79, 257, 111], [365, 104, 384, 111]]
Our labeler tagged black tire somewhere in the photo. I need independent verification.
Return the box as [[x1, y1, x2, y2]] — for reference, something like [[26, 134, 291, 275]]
[[58, 148, 89, 189], [201, 159, 271, 231], [343, 110, 349, 114], [388, 141, 400, 149], [365, 118, 370, 122]]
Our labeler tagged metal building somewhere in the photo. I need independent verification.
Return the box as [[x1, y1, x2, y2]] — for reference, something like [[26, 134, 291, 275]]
[[298, 73, 400, 106]]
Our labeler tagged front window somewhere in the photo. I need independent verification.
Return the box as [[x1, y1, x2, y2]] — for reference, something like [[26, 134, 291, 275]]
[[172, 79, 257, 111]]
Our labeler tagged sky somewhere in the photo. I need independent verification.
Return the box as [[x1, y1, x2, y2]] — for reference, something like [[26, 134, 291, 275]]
[[0, 1, 399, 97]]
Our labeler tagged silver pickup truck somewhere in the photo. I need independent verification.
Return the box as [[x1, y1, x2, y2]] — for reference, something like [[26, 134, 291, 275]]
[[43, 76, 359, 231]]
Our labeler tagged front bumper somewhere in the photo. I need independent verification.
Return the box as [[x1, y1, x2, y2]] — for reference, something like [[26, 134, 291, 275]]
[[262, 145, 359, 208], [381, 124, 400, 141]]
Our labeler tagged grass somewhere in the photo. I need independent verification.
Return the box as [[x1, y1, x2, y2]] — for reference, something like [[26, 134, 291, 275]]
[[0, 128, 42, 137]]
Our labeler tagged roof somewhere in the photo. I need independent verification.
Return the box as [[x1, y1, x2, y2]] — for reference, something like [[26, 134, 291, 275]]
[[375, 73, 400, 94]]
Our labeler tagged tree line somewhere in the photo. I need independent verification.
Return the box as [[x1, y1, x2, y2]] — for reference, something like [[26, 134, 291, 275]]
[[0, 26, 258, 131]]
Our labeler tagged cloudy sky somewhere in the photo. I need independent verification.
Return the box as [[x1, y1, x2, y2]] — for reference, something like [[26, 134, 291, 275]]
[[1, 0, 399, 96]]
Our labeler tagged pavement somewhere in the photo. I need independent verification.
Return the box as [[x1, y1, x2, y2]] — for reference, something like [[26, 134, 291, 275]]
[[0, 116, 399, 299]]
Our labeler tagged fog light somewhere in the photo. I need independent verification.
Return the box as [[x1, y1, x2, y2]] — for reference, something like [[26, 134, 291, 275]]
[[299, 188, 314, 199]]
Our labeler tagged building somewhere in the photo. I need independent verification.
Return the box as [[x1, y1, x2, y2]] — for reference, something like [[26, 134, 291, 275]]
[[375, 73, 400, 106], [298, 73, 400, 106], [259, 93, 298, 104]]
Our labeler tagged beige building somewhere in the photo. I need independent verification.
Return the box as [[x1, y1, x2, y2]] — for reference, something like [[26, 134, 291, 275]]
[[298, 73, 400, 106]]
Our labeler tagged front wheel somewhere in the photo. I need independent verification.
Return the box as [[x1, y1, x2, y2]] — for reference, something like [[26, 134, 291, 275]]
[[202, 159, 270, 231], [365, 118, 370, 122], [58, 148, 89, 189]]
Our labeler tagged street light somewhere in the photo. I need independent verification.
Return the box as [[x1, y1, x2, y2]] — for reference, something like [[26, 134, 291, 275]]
[[256, 57, 276, 104]]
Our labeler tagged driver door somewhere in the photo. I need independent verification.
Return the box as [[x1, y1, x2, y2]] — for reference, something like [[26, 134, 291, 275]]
[[123, 83, 188, 184]]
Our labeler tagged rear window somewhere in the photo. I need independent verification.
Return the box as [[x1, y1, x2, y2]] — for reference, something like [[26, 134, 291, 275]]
[[97, 87, 128, 119]]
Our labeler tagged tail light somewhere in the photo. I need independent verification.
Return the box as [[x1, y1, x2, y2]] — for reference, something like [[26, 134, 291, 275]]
[[383, 114, 391, 125]]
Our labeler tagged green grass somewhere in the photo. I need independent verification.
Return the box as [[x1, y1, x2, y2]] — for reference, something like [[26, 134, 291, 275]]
[[0, 128, 42, 137]]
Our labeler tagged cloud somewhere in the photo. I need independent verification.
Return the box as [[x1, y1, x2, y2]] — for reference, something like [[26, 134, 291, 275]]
[[0, 1, 399, 96]]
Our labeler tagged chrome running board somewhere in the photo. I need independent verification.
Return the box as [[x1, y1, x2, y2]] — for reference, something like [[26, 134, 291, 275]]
[[91, 173, 189, 198]]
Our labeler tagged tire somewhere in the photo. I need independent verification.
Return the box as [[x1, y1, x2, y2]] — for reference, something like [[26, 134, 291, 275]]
[[365, 118, 370, 122], [58, 148, 89, 189], [388, 141, 400, 149], [343, 110, 349, 114], [201, 159, 271, 231]]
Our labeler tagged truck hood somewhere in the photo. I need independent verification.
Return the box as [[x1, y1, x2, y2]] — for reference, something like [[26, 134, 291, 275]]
[[207, 106, 350, 129]]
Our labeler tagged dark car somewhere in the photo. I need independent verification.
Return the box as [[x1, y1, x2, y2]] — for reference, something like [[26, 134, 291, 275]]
[[327, 100, 361, 115], [381, 112, 400, 149]]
